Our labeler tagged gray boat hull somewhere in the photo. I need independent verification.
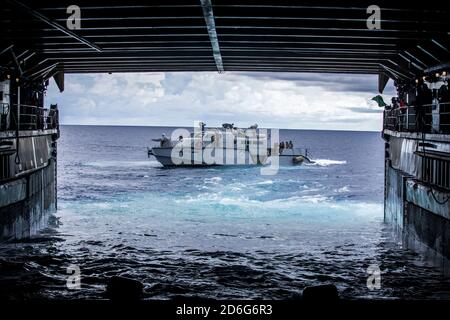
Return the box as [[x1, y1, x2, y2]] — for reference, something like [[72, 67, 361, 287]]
[[149, 146, 310, 167]]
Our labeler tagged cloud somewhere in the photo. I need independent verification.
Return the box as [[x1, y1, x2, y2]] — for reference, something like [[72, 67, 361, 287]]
[[46, 72, 393, 131], [348, 107, 384, 114], [237, 72, 396, 95]]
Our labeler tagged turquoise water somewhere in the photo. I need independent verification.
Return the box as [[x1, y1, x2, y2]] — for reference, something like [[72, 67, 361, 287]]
[[1, 125, 449, 300]]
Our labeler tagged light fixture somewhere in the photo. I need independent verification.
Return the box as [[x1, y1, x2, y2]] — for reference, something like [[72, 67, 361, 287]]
[[443, 71, 447, 76]]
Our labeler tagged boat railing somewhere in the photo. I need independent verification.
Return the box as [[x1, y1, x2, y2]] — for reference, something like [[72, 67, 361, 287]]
[[273, 146, 309, 157]]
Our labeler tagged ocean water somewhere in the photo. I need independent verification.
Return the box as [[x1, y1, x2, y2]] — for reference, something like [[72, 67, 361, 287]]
[[1, 125, 450, 300]]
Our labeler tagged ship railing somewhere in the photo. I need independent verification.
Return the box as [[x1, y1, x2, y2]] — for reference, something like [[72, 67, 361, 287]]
[[383, 106, 417, 132], [383, 102, 450, 134], [3, 104, 59, 131]]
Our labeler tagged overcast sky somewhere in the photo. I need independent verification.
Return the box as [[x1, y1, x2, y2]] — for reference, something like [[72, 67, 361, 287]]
[[46, 72, 395, 131]]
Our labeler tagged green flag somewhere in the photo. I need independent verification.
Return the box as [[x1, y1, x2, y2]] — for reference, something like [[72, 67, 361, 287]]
[[371, 95, 387, 107]]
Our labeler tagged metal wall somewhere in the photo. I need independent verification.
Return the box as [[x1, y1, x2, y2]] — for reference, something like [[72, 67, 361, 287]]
[[384, 130, 450, 267], [0, 158, 56, 239], [0, 132, 57, 239]]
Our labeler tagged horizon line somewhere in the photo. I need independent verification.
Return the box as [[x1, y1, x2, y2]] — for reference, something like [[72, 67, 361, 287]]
[[59, 123, 381, 133]]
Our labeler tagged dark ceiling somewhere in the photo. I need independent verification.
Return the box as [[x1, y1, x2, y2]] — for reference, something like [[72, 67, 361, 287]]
[[1, 0, 449, 90]]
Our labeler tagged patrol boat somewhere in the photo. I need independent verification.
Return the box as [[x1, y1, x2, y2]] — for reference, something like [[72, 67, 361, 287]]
[[147, 123, 310, 167]]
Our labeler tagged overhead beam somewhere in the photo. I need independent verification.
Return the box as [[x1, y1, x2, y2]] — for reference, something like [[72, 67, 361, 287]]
[[403, 50, 429, 68], [6, 0, 103, 52], [0, 45, 14, 56], [398, 53, 425, 71], [431, 39, 450, 54], [424, 61, 450, 74], [200, 0, 224, 73], [378, 72, 390, 94], [417, 45, 440, 63]]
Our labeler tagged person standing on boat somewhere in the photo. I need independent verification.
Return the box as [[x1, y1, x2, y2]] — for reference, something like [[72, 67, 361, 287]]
[[199, 122, 206, 137], [161, 133, 171, 147], [152, 133, 171, 147]]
